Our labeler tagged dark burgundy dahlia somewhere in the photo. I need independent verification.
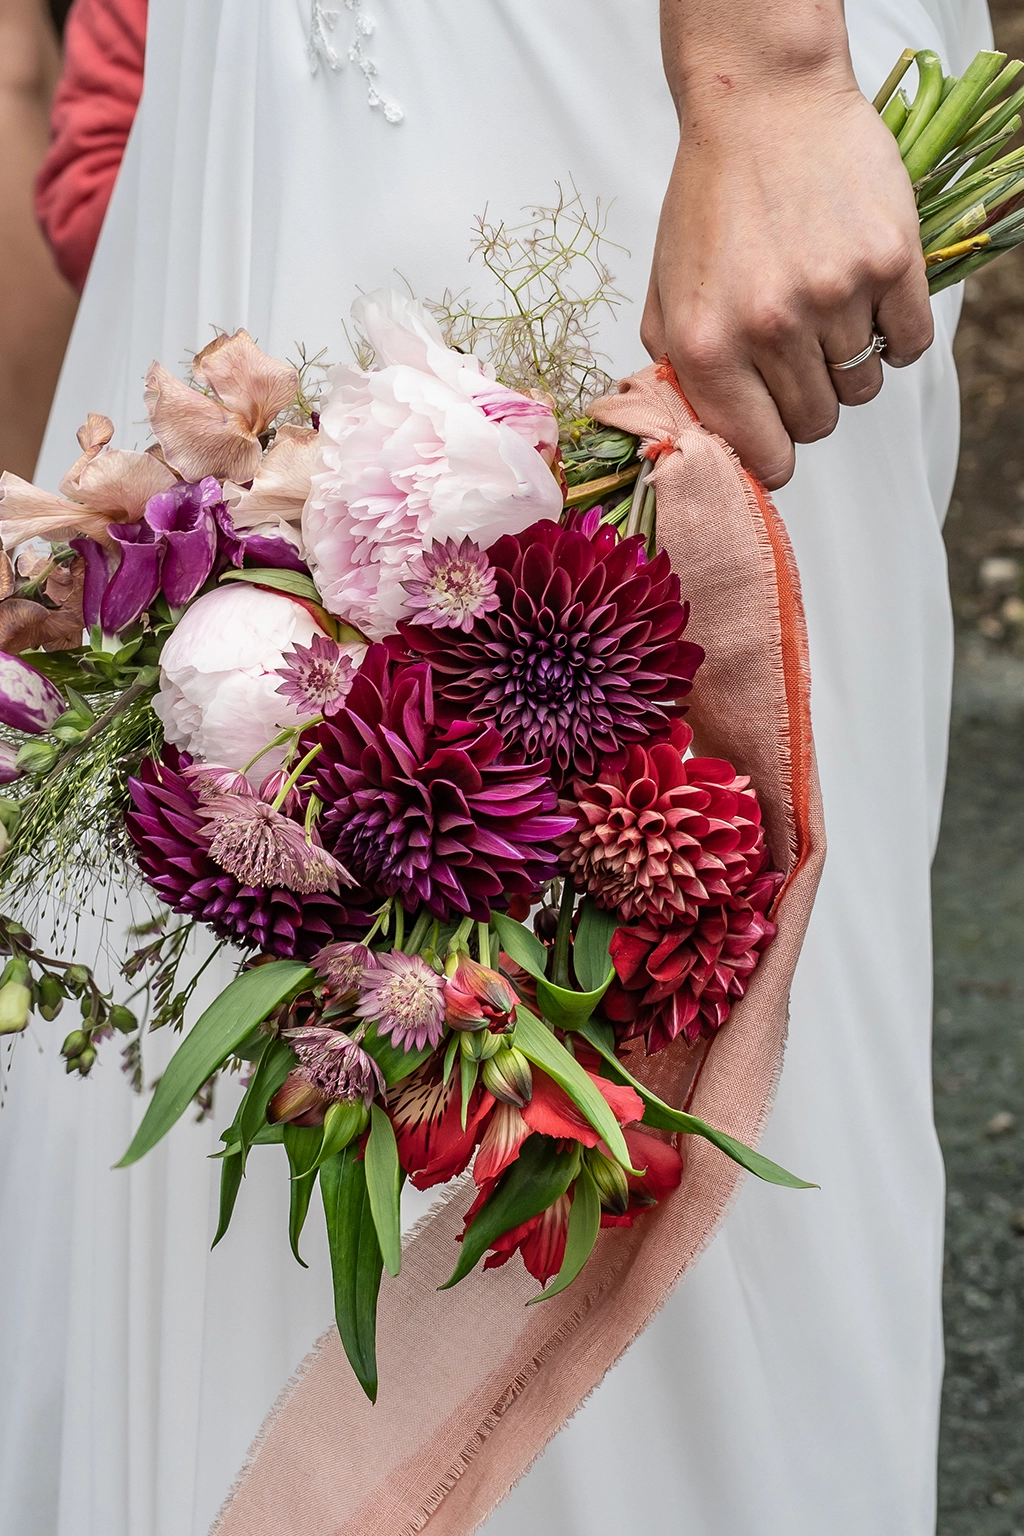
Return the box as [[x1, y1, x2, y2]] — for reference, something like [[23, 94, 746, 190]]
[[308, 645, 573, 922], [399, 519, 704, 787], [126, 750, 365, 958], [602, 867, 783, 1053]]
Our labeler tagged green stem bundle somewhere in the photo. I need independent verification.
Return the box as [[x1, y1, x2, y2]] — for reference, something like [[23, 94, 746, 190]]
[[876, 46, 1024, 292]]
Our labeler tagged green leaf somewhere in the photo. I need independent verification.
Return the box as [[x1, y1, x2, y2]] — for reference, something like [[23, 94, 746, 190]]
[[572, 900, 619, 992], [360, 1017, 434, 1087], [440, 1135, 579, 1289], [365, 1105, 402, 1277], [492, 911, 547, 980], [514, 1007, 639, 1173], [117, 962, 312, 1167], [460, 1051, 478, 1132], [220, 567, 322, 604], [535, 973, 613, 1031], [320, 1146, 384, 1402], [529, 1166, 602, 1303], [284, 1123, 324, 1266], [578, 1019, 817, 1190], [238, 1036, 295, 1161], [213, 1138, 245, 1248]]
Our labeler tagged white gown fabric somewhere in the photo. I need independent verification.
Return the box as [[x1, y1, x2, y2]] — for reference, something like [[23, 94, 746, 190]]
[[0, 2, 992, 1532]]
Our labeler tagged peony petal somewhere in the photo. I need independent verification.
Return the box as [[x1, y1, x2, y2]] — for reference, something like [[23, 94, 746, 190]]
[[191, 331, 298, 436], [144, 362, 263, 484], [223, 424, 319, 527]]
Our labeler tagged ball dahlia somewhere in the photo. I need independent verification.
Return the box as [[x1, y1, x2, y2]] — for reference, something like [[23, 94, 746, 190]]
[[602, 868, 783, 1053], [126, 749, 366, 958], [558, 720, 770, 927], [307, 644, 573, 921], [398, 519, 704, 788]]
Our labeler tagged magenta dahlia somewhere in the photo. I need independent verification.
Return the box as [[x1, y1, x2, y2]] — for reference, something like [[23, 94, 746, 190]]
[[602, 868, 783, 1053], [559, 719, 770, 927], [307, 644, 573, 921], [398, 519, 704, 787], [125, 750, 367, 958]]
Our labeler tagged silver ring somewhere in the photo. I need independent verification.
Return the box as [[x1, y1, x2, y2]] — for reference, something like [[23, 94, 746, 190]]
[[827, 331, 887, 371]]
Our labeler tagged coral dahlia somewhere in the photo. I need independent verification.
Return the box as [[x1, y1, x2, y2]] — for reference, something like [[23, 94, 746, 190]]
[[308, 644, 573, 921], [559, 719, 770, 927], [399, 519, 704, 788], [125, 749, 366, 958], [603, 869, 783, 1053]]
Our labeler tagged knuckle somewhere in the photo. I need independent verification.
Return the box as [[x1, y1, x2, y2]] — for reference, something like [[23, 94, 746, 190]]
[[792, 407, 840, 444], [671, 321, 731, 382], [747, 299, 799, 351]]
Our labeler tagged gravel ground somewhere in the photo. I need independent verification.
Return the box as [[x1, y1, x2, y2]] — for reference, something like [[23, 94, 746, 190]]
[[935, 3, 1024, 1525]]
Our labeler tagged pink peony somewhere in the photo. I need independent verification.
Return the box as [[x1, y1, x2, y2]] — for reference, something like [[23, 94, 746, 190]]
[[302, 290, 562, 640]]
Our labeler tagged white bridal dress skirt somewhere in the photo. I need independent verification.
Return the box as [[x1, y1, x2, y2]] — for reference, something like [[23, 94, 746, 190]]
[[0, 1, 992, 1532]]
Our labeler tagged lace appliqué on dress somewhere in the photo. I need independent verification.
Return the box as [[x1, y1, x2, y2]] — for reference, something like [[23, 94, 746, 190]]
[[307, 0, 404, 124]]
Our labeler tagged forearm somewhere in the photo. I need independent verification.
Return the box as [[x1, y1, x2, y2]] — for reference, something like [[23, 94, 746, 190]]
[[659, 0, 855, 110]]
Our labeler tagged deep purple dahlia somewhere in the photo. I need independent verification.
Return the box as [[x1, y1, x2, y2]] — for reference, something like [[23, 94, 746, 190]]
[[398, 519, 704, 787], [125, 749, 367, 958], [307, 644, 573, 922]]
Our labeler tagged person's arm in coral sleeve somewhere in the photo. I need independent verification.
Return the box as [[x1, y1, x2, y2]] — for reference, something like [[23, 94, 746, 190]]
[[0, 0, 78, 478], [34, 0, 147, 294]]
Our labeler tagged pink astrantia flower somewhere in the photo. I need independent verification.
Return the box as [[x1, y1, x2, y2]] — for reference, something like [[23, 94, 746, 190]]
[[402, 536, 499, 634], [313, 940, 377, 994], [275, 634, 356, 715], [286, 1026, 385, 1106], [198, 793, 353, 895], [355, 950, 446, 1052], [302, 289, 561, 640]]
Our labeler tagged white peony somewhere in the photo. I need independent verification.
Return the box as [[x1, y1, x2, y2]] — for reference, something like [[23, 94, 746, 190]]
[[154, 585, 334, 783], [301, 289, 562, 641]]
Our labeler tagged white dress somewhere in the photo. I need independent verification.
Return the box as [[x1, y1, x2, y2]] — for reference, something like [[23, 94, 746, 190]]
[[0, 2, 991, 1532]]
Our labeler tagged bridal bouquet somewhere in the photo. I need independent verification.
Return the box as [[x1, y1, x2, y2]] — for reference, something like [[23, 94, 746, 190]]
[[0, 275, 806, 1397]]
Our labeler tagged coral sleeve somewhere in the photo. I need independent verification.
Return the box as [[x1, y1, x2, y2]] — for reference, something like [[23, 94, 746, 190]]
[[33, 0, 147, 293]]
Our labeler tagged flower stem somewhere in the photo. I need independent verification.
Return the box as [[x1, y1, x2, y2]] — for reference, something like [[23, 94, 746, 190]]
[[39, 674, 155, 792], [553, 880, 576, 990], [392, 904, 405, 953], [404, 909, 432, 955], [271, 743, 322, 810], [477, 921, 491, 965]]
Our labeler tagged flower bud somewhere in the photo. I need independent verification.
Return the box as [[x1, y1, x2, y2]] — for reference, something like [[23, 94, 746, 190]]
[[0, 824, 8, 861], [75, 1045, 97, 1075], [481, 1045, 533, 1107], [459, 1026, 504, 1062], [444, 954, 517, 1033], [586, 1148, 630, 1215], [533, 906, 559, 943], [267, 1069, 327, 1125], [65, 965, 91, 994], [0, 745, 23, 788], [61, 1029, 88, 1059], [0, 981, 31, 1035], [0, 650, 64, 735], [0, 957, 30, 989], [15, 740, 58, 776], [109, 1004, 137, 1034], [0, 798, 21, 833], [321, 1098, 370, 1155], [38, 974, 65, 1020]]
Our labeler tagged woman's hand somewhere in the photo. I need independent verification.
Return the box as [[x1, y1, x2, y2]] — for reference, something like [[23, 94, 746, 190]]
[[646, 16, 932, 489]]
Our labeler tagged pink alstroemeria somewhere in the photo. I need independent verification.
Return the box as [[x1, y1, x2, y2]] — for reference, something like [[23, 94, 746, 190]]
[[0, 414, 176, 552], [144, 331, 299, 485], [443, 954, 518, 1033]]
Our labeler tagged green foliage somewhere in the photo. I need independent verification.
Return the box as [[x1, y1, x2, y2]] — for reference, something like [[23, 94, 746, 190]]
[[441, 1134, 579, 1290], [320, 1146, 385, 1402]]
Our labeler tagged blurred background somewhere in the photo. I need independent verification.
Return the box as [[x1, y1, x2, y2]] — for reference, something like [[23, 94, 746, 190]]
[[0, 0, 1020, 1528]]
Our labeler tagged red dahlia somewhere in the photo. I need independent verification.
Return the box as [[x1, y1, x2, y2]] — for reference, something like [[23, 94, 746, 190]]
[[603, 868, 783, 1053], [308, 645, 572, 922], [559, 720, 770, 927], [125, 750, 366, 958], [398, 519, 703, 788]]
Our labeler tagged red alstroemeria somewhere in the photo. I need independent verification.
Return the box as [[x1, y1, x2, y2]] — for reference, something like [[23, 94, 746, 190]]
[[463, 1177, 572, 1285], [387, 1054, 495, 1189], [521, 1067, 642, 1147], [473, 1102, 531, 1184], [598, 1125, 683, 1228]]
